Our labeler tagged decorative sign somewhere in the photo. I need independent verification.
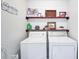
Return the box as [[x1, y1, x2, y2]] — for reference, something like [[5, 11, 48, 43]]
[[26, 8, 42, 17], [47, 22, 56, 30], [1, 2, 18, 15]]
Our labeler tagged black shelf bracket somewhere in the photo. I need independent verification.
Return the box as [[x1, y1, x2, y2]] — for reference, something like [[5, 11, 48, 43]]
[[66, 17, 69, 20], [26, 17, 29, 20]]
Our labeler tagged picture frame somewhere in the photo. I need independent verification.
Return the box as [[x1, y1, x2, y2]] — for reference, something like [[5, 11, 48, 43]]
[[47, 22, 56, 30], [59, 12, 66, 17]]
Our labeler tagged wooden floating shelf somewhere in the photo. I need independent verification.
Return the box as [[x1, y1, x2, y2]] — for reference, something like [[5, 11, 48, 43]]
[[26, 29, 69, 32], [26, 17, 69, 20]]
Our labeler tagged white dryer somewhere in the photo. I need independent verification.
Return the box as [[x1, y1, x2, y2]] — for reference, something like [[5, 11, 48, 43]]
[[20, 31, 47, 59], [48, 31, 77, 59]]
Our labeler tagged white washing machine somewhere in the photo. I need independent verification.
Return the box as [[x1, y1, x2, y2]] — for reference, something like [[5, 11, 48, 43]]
[[48, 31, 77, 59], [20, 31, 47, 59]]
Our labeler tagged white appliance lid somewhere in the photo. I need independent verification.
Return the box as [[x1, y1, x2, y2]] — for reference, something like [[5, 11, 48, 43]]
[[28, 31, 46, 38], [21, 37, 46, 43], [49, 36, 77, 43], [48, 31, 67, 37]]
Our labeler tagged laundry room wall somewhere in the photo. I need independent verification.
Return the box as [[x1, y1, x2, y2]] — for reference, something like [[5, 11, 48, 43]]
[[68, 0, 78, 40], [26, 0, 69, 30], [1, 0, 27, 59]]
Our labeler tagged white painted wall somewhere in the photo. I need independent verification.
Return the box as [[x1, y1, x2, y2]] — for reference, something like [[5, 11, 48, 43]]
[[27, 19, 68, 30], [68, 0, 78, 40], [1, 0, 27, 59], [26, 0, 69, 30], [26, 0, 68, 16]]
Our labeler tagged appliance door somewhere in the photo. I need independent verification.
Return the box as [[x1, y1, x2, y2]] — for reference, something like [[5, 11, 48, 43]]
[[51, 45, 76, 59], [21, 43, 46, 59]]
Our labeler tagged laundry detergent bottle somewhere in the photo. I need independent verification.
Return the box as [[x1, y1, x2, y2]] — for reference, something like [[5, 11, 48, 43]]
[[27, 23, 32, 30]]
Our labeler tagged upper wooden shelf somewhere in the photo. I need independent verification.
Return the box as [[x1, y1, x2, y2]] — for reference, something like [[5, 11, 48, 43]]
[[26, 17, 69, 20]]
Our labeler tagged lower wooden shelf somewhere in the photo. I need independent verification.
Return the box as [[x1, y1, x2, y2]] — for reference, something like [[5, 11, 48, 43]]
[[26, 29, 69, 32]]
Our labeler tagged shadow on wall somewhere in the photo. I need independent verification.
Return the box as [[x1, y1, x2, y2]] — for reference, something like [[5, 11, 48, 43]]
[[1, 34, 27, 59], [1, 48, 18, 59], [1, 2, 18, 15]]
